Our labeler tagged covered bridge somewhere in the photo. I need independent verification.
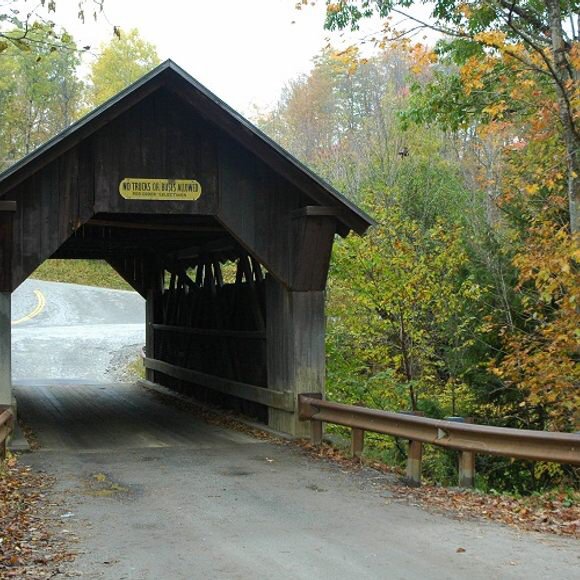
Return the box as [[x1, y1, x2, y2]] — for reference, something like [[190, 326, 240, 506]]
[[0, 60, 373, 436]]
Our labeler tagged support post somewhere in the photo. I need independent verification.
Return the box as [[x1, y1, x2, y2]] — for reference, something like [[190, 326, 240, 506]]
[[457, 416, 475, 487], [266, 276, 325, 437], [406, 440, 423, 486], [145, 267, 164, 384], [311, 419, 323, 445], [351, 428, 365, 459], [0, 293, 11, 408], [0, 202, 15, 410], [459, 451, 475, 488]]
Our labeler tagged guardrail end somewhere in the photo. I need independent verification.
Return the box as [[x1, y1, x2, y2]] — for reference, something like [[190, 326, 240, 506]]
[[298, 392, 323, 421]]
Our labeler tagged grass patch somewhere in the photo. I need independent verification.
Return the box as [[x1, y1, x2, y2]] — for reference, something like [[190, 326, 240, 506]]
[[31, 259, 132, 291], [127, 355, 146, 380]]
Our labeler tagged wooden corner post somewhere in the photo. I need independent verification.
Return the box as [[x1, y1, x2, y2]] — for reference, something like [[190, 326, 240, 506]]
[[0, 201, 16, 408], [266, 276, 325, 437]]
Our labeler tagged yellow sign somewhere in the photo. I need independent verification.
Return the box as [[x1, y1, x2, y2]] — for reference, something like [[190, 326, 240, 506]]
[[119, 178, 202, 201]]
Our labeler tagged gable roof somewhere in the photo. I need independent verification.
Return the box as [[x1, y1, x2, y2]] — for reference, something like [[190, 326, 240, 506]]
[[0, 59, 374, 235]]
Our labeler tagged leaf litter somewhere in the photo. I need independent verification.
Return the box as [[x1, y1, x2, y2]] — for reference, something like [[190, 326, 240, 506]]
[[0, 456, 76, 577]]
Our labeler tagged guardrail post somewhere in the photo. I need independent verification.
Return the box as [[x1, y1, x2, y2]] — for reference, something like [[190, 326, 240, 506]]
[[406, 440, 423, 486], [351, 428, 364, 459], [311, 418, 323, 445], [457, 417, 475, 487], [445, 416, 476, 488], [459, 451, 475, 488]]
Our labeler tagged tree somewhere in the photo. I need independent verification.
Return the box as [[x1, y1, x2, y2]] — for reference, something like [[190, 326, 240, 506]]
[[328, 198, 482, 414], [89, 28, 160, 106], [0, 24, 82, 169], [324, 1, 579, 232], [258, 45, 432, 198], [318, 2, 580, 436]]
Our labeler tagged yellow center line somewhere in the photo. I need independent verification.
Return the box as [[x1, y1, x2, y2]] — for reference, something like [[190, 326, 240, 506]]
[[11, 289, 46, 325]]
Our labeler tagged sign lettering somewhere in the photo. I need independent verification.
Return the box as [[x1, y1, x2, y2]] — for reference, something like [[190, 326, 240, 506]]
[[119, 178, 202, 201]]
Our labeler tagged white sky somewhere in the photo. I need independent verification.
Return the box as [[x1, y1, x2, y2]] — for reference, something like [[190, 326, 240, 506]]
[[31, 0, 437, 115]]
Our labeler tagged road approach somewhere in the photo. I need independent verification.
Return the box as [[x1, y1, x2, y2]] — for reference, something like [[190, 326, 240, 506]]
[[11, 281, 580, 579], [12, 279, 144, 383]]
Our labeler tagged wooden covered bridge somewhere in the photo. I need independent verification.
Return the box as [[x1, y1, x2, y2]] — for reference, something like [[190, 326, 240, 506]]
[[0, 60, 373, 436]]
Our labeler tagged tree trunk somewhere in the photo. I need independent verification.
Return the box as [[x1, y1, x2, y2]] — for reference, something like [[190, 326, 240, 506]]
[[547, 0, 579, 233]]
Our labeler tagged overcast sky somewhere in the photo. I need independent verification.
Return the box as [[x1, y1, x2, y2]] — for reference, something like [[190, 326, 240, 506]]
[[40, 0, 437, 115]]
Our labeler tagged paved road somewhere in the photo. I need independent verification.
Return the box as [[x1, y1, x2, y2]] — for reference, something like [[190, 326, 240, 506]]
[[12, 279, 144, 382], [11, 281, 580, 579], [20, 383, 580, 580]]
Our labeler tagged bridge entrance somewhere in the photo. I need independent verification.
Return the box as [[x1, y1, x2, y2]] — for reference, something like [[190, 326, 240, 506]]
[[0, 60, 372, 436]]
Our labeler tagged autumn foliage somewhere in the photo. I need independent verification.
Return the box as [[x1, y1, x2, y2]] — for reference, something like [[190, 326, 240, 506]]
[[262, 2, 579, 491]]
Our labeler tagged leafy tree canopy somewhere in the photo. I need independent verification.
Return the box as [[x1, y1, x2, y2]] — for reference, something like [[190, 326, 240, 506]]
[[322, 0, 579, 231], [89, 28, 160, 106]]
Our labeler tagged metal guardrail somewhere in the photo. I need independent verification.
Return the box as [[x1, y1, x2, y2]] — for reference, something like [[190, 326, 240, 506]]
[[298, 394, 580, 487], [0, 405, 14, 461]]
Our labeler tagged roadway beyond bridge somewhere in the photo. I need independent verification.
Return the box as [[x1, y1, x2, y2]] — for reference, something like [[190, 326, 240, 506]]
[[10, 282, 580, 579]]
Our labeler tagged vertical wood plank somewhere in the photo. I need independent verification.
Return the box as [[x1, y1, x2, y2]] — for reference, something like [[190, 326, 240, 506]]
[[145, 264, 163, 383]]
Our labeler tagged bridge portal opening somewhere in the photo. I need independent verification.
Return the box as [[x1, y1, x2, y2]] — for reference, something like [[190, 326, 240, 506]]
[[12, 259, 145, 385]]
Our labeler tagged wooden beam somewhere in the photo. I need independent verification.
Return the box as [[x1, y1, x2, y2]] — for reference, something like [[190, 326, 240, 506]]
[[291, 206, 341, 219], [0, 201, 17, 212], [145, 265, 164, 383], [172, 237, 236, 261], [266, 276, 325, 436], [292, 212, 336, 291], [143, 357, 294, 411], [153, 323, 265, 339], [87, 219, 223, 232]]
